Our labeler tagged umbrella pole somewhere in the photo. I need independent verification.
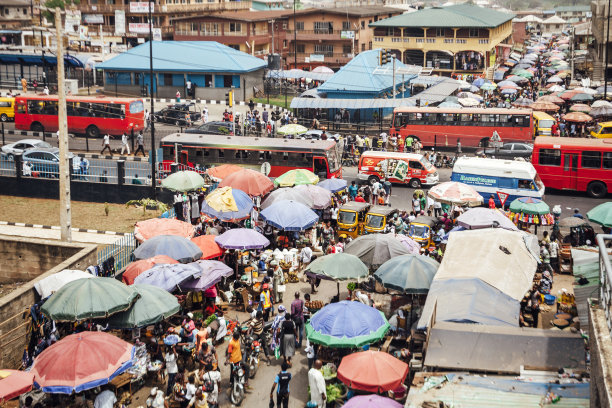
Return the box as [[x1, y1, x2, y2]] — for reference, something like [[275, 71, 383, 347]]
[[337, 281, 340, 300], [409, 295, 414, 330]]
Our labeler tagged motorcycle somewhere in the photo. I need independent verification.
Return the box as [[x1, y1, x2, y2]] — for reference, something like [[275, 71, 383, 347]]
[[242, 331, 261, 379], [229, 361, 246, 406]]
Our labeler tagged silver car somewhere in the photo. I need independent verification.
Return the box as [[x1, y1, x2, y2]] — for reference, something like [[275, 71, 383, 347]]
[[1, 139, 52, 160], [22, 147, 74, 178]]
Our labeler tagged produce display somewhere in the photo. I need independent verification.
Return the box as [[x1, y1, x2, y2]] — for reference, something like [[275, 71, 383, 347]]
[[306, 300, 324, 310]]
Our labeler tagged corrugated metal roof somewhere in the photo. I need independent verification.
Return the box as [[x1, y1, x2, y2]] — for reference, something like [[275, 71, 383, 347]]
[[97, 41, 267, 73], [290, 97, 412, 109], [371, 4, 514, 28], [405, 78, 461, 105], [266, 69, 333, 82]]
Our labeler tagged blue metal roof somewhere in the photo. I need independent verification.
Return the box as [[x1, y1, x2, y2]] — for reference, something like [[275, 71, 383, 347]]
[[97, 41, 267, 73], [318, 49, 415, 96], [0, 53, 83, 67]]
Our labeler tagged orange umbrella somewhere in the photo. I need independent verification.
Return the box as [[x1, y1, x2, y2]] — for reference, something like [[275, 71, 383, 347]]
[[530, 101, 560, 112], [563, 111, 593, 122], [206, 164, 243, 181], [134, 218, 195, 243], [122, 255, 178, 285], [569, 103, 591, 113], [337, 350, 409, 393], [537, 95, 564, 104], [219, 168, 274, 197], [191, 235, 224, 259]]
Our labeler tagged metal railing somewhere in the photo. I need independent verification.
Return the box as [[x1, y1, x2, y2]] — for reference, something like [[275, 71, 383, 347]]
[[598, 234, 612, 339], [0, 154, 16, 177], [97, 233, 137, 275]]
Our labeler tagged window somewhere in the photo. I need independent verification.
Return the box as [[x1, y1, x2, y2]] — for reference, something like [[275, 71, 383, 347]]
[[314, 44, 334, 56], [342, 21, 351, 30], [409, 160, 423, 169], [604, 152, 612, 169], [229, 22, 242, 32], [218, 149, 224, 158], [163, 73, 172, 86], [361, 43, 365, 51], [295, 21, 304, 31], [361, 20, 365, 29], [583, 151, 602, 168], [283, 40, 287, 47], [314, 21, 332, 34], [469, 28, 478, 37], [538, 148, 561, 166], [343, 44, 351, 54], [518, 179, 535, 190], [0, 101, 10, 107], [436, 28, 444, 37], [296, 44, 305, 53]]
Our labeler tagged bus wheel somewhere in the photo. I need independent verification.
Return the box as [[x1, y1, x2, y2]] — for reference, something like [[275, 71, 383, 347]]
[[479, 138, 489, 147], [368, 175, 380, 185], [0, 114, 7, 122], [30, 122, 44, 133], [587, 181, 607, 198], [86, 125, 100, 139], [409, 178, 421, 188]]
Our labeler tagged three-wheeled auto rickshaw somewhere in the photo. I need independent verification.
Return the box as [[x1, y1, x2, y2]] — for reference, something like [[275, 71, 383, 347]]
[[408, 216, 439, 249], [337, 202, 371, 239], [364, 206, 399, 234]]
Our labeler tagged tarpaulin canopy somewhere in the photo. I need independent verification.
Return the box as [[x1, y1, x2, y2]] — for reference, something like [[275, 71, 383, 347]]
[[266, 69, 334, 82]]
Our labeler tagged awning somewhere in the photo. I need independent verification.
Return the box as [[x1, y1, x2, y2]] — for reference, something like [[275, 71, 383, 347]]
[[0, 53, 84, 68], [290, 97, 411, 109], [267, 69, 333, 82], [406, 78, 461, 106]]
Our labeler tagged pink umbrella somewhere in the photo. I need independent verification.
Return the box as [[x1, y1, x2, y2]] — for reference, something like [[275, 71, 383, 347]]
[[312, 66, 334, 73], [394, 234, 421, 254], [0, 370, 34, 404], [427, 182, 484, 207], [134, 218, 194, 243]]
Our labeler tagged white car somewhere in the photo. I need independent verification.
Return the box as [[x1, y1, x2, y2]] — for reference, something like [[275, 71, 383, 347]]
[[2, 139, 52, 159]]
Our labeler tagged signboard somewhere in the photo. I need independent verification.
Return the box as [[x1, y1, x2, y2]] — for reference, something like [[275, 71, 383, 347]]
[[340, 30, 354, 39], [83, 14, 104, 24], [130, 2, 154, 13], [456, 174, 496, 187], [309, 54, 324, 62], [129, 23, 152, 33], [496, 191, 509, 207], [65, 10, 81, 34], [115, 10, 125, 35], [153, 27, 162, 41], [78, 26, 89, 41]]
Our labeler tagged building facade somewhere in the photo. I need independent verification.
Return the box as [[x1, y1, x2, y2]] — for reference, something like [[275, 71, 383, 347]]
[[591, 0, 612, 81], [554, 5, 591, 23], [370, 4, 514, 77]]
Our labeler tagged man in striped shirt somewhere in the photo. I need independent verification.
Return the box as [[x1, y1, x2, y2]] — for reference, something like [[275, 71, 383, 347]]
[[249, 310, 271, 365]]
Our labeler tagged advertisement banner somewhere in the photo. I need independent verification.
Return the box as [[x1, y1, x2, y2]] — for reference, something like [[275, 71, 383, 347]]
[[309, 54, 324, 62], [83, 14, 104, 24], [78, 26, 89, 41], [65, 10, 81, 34], [340, 30, 354, 39], [130, 2, 154, 13], [115, 10, 125, 35], [129, 23, 152, 33], [153, 28, 162, 41]]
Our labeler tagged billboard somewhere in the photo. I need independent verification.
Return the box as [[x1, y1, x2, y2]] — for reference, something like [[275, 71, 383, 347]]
[[83, 14, 104, 24], [130, 2, 154, 13], [129, 23, 152, 33], [115, 10, 125, 35], [65, 10, 81, 34], [340, 30, 354, 39]]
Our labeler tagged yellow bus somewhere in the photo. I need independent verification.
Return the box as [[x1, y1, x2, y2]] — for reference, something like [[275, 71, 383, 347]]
[[533, 111, 556, 136], [0, 97, 15, 122]]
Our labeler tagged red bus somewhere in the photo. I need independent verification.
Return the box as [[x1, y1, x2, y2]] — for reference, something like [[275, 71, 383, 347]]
[[160, 133, 342, 179], [390, 107, 533, 148], [14, 95, 145, 138], [532, 136, 612, 198]]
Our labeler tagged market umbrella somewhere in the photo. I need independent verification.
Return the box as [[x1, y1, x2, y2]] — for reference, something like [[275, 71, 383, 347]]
[[277, 123, 308, 136], [260, 200, 319, 231], [569, 103, 591, 113], [438, 101, 462, 108], [337, 351, 409, 393], [133, 263, 202, 292], [575, 87, 598, 95], [274, 169, 319, 187], [456, 207, 518, 231], [41, 277, 138, 322], [317, 178, 348, 193], [563, 112, 593, 122], [215, 228, 270, 250], [261, 187, 314, 209], [514, 69, 533, 78], [591, 106, 612, 117], [312, 66, 333, 73], [570, 93, 594, 102], [161, 170, 205, 192], [34, 269, 93, 299], [596, 85, 612, 95], [134, 218, 194, 243], [394, 234, 421, 254], [133, 235, 203, 263], [559, 216, 589, 229], [592, 100, 612, 108], [530, 101, 560, 112], [498, 80, 518, 88], [373, 254, 439, 294], [0, 370, 34, 404], [501, 88, 517, 95], [206, 164, 242, 181], [293, 184, 332, 209], [344, 233, 411, 269], [458, 97, 479, 107], [31, 332, 134, 394], [587, 202, 612, 228], [537, 94, 564, 104], [305, 301, 390, 347], [341, 395, 402, 408], [427, 181, 484, 207], [122, 255, 179, 285], [547, 84, 565, 93], [547, 75, 563, 83], [512, 97, 534, 107], [218, 168, 274, 197], [200, 186, 254, 222], [507, 75, 528, 83], [472, 78, 485, 87], [304, 253, 369, 281], [480, 83, 497, 91], [191, 235, 224, 259], [178, 260, 234, 292], [509, 197, 550, 215], [107, 284, 180, 328], [559, 89, 581, 100]]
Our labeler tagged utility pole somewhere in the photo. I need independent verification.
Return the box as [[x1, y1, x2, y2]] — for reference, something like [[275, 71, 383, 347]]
[[293, 0, 297, 68], [605, 0, 611, 100], [570, 26, 575, 83], [392, 55, 396, 101], [149, 0, 156, 199], [55, 7, 71, 242]]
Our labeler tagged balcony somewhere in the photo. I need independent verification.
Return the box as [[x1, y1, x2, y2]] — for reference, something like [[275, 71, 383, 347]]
[[295, 52, 353, 65], [373, 35, 496, 52], [78, 0, 250, 15], [286, 29, 353, 42]]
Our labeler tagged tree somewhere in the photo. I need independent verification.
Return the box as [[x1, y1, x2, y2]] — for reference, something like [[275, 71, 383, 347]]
[[42, 0, 80, 23]]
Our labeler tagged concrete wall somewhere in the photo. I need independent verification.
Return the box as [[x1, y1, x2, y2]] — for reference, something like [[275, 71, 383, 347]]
[[0, 236, 97, 368], [589, 301, 612, 408]]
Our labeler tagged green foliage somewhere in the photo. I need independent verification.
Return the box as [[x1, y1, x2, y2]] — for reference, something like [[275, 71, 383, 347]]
[[347, 282, 356, 292], [42, 0, 80, 23], [125, 198, 169, 215]]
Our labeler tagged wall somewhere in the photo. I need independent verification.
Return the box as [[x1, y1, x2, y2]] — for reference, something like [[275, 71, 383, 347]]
[[589, 301, 612, 408], [512, 21, 528, 45], [0, 237, 97, 368]]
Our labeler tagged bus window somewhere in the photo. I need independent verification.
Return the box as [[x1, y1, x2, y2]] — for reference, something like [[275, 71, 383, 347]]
[[283, 152, 289, 161], [16, 102, 25, 114], [43, 101, 58, 115], [538, 148, 561, 166], [130, 100, 144, 114], [460, 113, 472, 123], [27, 100, 43, 114], [218, 149, 224, 158], [314, 157, 327, 176], [582, 151, 602, 168], [518, 179, 535, 190], [480, 114, 490, 123], [604, 152, 612, 169]]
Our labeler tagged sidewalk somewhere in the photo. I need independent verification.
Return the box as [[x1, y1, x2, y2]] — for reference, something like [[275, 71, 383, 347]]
[[0, 221, 128, 245]]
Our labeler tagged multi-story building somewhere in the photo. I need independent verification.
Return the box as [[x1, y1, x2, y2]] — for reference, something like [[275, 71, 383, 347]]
[[591, 0, 612, 82], [554, 5, 591, 23], [540, 15, 568, 34], [0, 0, 30, 30], [370, 4, 514, 77], [286, 6, 403, 69]]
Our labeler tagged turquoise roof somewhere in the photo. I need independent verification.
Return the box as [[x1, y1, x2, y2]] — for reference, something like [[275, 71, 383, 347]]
[[318, 49, 415, 95], [371, 4, 514, 28], [97, 41, 267, 73]]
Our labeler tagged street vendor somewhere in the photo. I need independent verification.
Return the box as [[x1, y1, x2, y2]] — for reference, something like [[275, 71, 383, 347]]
[[181, 313, 196, 342], [272, 260, 285, 303]]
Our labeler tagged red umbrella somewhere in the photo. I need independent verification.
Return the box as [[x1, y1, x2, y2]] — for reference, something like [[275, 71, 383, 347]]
[[134, 218, 195, 243], [0, 370, 34, 404], [563, 111, 593, 122], [337, 350, 409, 393], [122, 255, 178, 285], [218, 168, 274, 197], [206, 164, 243, 181], [191, 235, 225, 259], [31, 332, 134, 393], [530, 101, 560, 112]]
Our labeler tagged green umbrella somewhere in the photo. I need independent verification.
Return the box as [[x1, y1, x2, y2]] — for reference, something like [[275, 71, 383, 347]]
[[161, 170, 205, 192], [514, 69, 533, 78], [508, 197, 550, 215], [41, 277, 138, 322], [373, 254, 439, 294], [107, 284, 180, 328], [277, 124, 308, 136], [480, 83, 497, 91], [273, 169, 319, 187], [304, 253, 369, 281], [587, 202, 612, 228]]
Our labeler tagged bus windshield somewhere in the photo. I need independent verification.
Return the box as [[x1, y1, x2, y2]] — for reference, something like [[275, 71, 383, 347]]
[[130, 100, 144, 114], [366, 215, 384, 228], [534, 174, 545, 191], [327, 148, 340, 172], [393, 112, 408, 128], [540, 119, 555, 128], [420, 157, 433, 170], [338, 211, 356, 225], [409, 224, 430, 238]]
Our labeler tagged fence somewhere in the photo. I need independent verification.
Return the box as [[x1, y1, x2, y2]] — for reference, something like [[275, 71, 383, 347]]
[[97, 233, 137, 274]]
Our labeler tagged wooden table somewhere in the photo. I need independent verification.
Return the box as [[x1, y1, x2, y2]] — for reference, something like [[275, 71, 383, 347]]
[[109, 372, 132, 395]]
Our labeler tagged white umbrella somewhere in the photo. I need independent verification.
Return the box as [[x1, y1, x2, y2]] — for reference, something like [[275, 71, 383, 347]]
[[574, 87, 597, 95], [34, 269, 93, 299], [458, 97, 480, 107], [547, 76, 563, 83], [592, 100, 612, 108], [547, 85, 565, 93]]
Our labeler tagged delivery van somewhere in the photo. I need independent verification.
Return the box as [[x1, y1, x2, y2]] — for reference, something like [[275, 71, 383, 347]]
[[357, 151, 439, 188], [0, 97, 15, 122], [533, 111, 556, 136], [451, 156, 545, 207], [590, 122, 612, 139]]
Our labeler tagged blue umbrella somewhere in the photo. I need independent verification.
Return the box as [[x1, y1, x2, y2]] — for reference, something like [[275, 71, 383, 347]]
[[133, 235, 203, 263], [200, 187, 254, 222], [133, 263, 202, 292], [473, 77, 485, 87], [178, 260, 234, 291], [317, 178, 348, 193], [260, 200, 319, 231], [373, 254, 439, 294]]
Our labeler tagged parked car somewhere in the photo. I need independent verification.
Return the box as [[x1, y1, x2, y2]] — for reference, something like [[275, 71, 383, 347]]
[[22, 147, 74, 178], [300, 129, 340, 141], [154, 103, 201, 126], [1, 139, 52, 159], [475, 142, 533, 159], [185, 121, 234, 135]]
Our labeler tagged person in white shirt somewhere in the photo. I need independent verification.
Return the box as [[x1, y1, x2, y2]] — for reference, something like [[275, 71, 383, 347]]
[[43, 86, 49, 95], [549, 239, 559, 274], [203, 106, 209, 123], [201, 363, 221, 407], [308, 360, 327, 408], [94, 388, 117, 408], [300, 246, 312, 270], [101, 134, 112, 156], [120, 133, 130, 155], [164, 346, 179, 395], [184, 374, 198, 401]]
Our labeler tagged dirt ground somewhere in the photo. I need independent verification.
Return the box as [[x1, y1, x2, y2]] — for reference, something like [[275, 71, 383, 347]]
[[0, 196, 164, 232]]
